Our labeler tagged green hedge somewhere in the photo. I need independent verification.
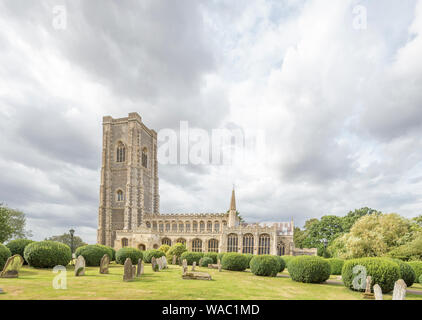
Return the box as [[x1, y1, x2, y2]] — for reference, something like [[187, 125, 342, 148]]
[[391, 259, 415, 287], [244, 254, 254, 268], [250, 255, 280, 277], [200, 257, 214, 267], [24, 241, 72, 268], [5, 239, 34, 264], [276, 256, 286, 273], [116, 248, 143, 265], [143, 249, 165, 263], [419, 274, 422, 285], [180, 252, 204, 265], [75, 245, 112, 267], [204, 252, 218, 264], [326, 258, 344, 275], [95, 244, 114, 261], [342, 258, 400, 293], [407, 261, 422, 282], [166, 243, 187, 263], [288, 256, 330, 283], [281, 255, 294, 267], [217, 252, 226, 262], [0, 244, 12, 270], [221, 253, 249, 271]]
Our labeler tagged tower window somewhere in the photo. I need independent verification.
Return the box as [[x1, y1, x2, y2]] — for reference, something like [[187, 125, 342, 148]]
[[116, 142, 126, 163], [142, 148, 148, 168], [117, 190, 124, 202]]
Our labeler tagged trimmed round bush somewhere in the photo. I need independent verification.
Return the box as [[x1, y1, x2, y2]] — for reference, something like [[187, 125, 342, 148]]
[[281, 255, 294, 268], [95, 244, 114, 261], [288, 256, 330, 283], [24, 241, 71, 268], [159, 244, 170, 253], [204, 252, 218, 264], [391, 259, 415, 287], [326, 258, 344, 275], [244, 254, 254, 268], [221, 253, 249, 271], [342, 258, 400, 293], [407, 261, 422, 283], [276, 256, 286, 273], [166, 243, 187, 263], [143, 249, 165, 263], [116, 247, 143, 265], [0, 244, 12, 270], [250, 255, 280, 277], [180, 252, 204, 265], [75, 245, 113, 266], [200, 257, 214, 267], [217, 252, 226, 262], [6, 239, 34, 264]]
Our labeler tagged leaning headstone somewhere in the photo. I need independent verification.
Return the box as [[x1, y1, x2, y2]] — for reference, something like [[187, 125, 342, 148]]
[[362, 276, 374, 299], [392, 279, 407, 300], [162, 256, 168, 269], [0, 255, 24, 278], [192, 261, 196, 272], [217, 259, 222, 272], [99, 254, 110, 274], [123, 258, 134, 282], [373, 284, 383, 300], [172, 255, 177, 265], [136, 259, 143, 277], [74, 255, 86, 276], [151, 257, 158, 272], [157, 257, 163, 270]]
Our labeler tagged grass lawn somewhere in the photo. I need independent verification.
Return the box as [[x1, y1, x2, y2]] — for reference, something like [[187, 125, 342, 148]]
[[0, 263, 421, 300]]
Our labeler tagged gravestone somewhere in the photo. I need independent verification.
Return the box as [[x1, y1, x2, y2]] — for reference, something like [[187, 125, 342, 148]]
[[208, 264, 218, 269], [123, 258, 135, 282], [373, 284, 383, 300], [74, 255, 86, 277], [157, 257, 163, 270], [182, 271, 212, 281], [162, 256, 168, 269], [217, 259, 222, 272], [182, 259, 188, 275], [136, 259, 143, 277], [172, 255, 177, 265], [392, 279, 407, 300], [0, 254, 24, 278], [192, 261, 196, 272], [132, 265, 137, 277], [362, 276, 374, 299], [99, 254, 110, 274], [151, 257, 158, 272], [0, 288, 4, 294]]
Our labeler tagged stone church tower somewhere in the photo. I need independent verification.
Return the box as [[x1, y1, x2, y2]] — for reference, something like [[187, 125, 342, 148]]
[[97, 112, 159, 247]]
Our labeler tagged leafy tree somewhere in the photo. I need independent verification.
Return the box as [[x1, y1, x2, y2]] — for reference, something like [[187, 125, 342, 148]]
[[293, 218, 318, 249], [45, 233, 87, 250], [0, 204, 32, 243], [341, 207, 380, 232]]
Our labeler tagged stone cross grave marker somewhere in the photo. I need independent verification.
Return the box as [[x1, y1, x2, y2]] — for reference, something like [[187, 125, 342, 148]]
[[192, 261, 196, 271], [362, 276, 374, 299], [74, 255, 86, 276], [123, 258, 134, 282], [373, 284, 383, 300], [392, 279, 407, 300], [99, 254, 110, 274], [0, 255, 24, 278]]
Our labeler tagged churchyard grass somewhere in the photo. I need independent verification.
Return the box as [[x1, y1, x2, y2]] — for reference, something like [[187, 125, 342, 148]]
[[0, 263, 421, 300]]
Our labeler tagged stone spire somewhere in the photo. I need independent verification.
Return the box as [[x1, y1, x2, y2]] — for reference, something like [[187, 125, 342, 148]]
[[230, 188, 236, 212], [228, 188, 237, 227]]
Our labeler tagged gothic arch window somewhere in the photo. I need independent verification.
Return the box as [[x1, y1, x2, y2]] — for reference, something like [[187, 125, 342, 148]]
[[193, 221, 198, 232], [223, 220, 227, 227], [179, 223, 184, 232], [176, 238, 186, 245], [142, 147, 148, 168], [121, 238, 128, 248], [138, 244, 146, 251], [277, 243, 285, 256], [162, 238, 172, 246], [242, 233, 254, 254], [208, 239, 219, 252], [185, 222, 191, 232], [159, 223, 164, 232], [214, 221, 220, 232], [116, 190, 124, 202], [172, 223, 177, 232], [165, 223, 170, 232], [207, 221, 212, 232], [192, 239, 202, 252], [200, 221, 205, 232], [227, 233, 238, 252], [146, 222, 151, 228], [153, 244, 159, 249], [116, 142, 126, 162], [258, 234, 271, 255], [153, 222, 157, 231]]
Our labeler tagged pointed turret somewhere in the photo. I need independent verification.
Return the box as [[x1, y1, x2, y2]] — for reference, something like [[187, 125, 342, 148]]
[[228, 188, 238, 227], [230, 188, 236, 212]]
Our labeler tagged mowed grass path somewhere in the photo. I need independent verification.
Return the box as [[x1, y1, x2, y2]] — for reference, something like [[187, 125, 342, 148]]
[[0, 263, 421, 300]]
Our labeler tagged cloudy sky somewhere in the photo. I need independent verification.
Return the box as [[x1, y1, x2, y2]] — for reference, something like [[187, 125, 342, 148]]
[[1, 0, 421, 244]]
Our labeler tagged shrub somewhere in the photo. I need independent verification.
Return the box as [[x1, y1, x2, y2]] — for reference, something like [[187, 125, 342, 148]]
[[166, 243, 187, 263], [221, 253, 249, 271], [391, 259, 415, 287], [243, 254, 254, 268], [75, 245, 114, 266], [200, 257, 214, 267], [276, 256, 286, 273], [116, 248, 143, 265], [281, 255, 294, 267], [143, 249, 165, 263], [342, 258, 400, 293], [250, 255, 280, 277], [288, 256, 330, 284], [6, 239, 34, 264], [159, 244, 170, 253], [180, 252, 204, 265], [24, 241, 71, 268], [0, 244, 12, 270], [419, 274, 422, 285], [407, 261, 422, 282], [326, 258, 344, 275], [217, 252, 226, 262], [95, 244, 114, 261], [204, 252, 218, 264]]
